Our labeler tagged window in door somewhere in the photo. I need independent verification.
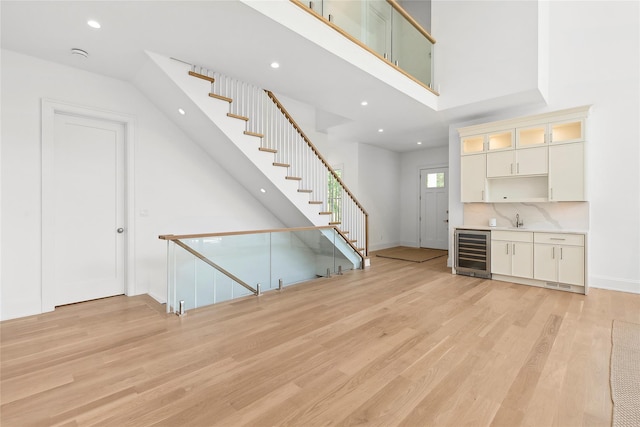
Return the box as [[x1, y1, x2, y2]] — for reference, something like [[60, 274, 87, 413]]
[[426, 172, 445, 188]]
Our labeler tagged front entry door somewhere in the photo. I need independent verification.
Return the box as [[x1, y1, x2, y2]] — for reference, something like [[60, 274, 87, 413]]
[[51, 113, 125, 305], [420, 168, 449, 250]]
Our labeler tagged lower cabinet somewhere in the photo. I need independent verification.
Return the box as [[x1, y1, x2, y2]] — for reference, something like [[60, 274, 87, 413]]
[[490, 230, 586, 293], [533, 233, 585, 286], [491, 231, 533, 278]]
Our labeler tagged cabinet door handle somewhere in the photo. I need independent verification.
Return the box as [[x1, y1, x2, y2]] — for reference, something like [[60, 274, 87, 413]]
[[510, 163, 513, 175], [506, 243, 509, 255], [550, 188, 554, 200], [517, 163, 520, 174], [513, 243, 516, 255], [560, 247, 563, 260], [552, 247, 555, 259], [550, 238, 566, 241], [482, 190, 485, 201]]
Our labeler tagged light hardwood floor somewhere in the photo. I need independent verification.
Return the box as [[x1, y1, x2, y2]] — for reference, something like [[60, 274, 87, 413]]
[[1, 254, 639, 426]]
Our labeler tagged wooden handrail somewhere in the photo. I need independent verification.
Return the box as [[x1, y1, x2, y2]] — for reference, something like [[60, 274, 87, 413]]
[[265, 90, 369, 218], [386, 0, 436, 44], [160, 225, 338, 241], [265, 90, 369, 256], [162, 225, 364, 266], [171, 240, 258, 295], [289, 0, 439, 96]]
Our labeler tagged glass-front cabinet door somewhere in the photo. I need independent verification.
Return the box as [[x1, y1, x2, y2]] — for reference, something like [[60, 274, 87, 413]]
[[488, 130, 514, 151], [461, 135, 485, 155], [517, 125, 547, 148], [551, 120, 583, 144]]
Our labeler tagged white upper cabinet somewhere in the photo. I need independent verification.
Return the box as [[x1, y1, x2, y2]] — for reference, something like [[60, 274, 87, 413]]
[[487, 130, 514, 151], [461, 154, 486, 202], [487, 146, 548, 178], [458, 106, 590, 203], [461, 135, 485, 155], [517, 125, 546, 148], [551, 120, 584, 144]]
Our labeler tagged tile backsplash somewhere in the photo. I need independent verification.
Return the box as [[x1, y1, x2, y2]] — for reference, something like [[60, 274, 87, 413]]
[[464, 202, 589, 231]]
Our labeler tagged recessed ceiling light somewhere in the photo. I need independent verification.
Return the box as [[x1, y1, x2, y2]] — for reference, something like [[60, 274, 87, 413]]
[[260, 188, 267, 193], [70, 48, 89, 58], [378, 128, 384, 133], [361, 101, 368, 106], [87, 20, 101, 29], [178, 108, 186, 115], [270, 62, 280, 69], [417, 141, 422, 145]]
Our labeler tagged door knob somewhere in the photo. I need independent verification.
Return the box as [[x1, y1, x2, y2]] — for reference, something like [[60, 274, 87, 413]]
[[117, 228, 124, 233]]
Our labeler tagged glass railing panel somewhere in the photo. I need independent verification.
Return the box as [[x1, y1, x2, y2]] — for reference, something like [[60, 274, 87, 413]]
[[173, 244, 197, 311], [363, 0, 393, 59], [296, 0, 435, 90], [163, 227, 364, 314], [182, 234, 270, 292], [271, 229, 326, 287], [331, 229, 362, 271], [324, 0, 364, 42], [391, 6, 433, 88], [170, 245, 256, 312]]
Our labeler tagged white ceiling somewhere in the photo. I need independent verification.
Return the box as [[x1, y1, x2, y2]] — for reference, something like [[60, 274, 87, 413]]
[[1, 0, 451, 152]]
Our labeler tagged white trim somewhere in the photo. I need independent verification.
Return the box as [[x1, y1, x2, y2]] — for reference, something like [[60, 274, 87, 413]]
[[588, 275, 640, 294], [41, 99, 136, 313]]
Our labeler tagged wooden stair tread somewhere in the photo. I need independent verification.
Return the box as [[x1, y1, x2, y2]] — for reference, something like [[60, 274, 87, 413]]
[[329, 221, 341, 225], [244, 131, 264, 138], [188, 71, 215, 83], [273, 162, 290, 168], [209, 93, 232, 103], [349, 239, 357, 243], [285, 176, 302, 181], [309, 201, 323, 205], [342, 231, 349, 234], [357, 247, 365, 252], [258, 147, 277, 153], [297, 189, 312, 193], [319, 212, 332, 215], [227, 113, 249, 121]]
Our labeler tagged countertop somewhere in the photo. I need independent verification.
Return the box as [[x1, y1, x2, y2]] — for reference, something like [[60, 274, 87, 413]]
[[455, 225, 588, 235]]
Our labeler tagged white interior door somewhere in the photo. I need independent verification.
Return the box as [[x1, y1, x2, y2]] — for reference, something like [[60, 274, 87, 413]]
[[51, 113, 125, 305], [420, 168, 449, 250]]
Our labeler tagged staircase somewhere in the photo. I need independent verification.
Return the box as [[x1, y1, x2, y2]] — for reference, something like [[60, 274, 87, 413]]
[[135, 51, 368, 258]]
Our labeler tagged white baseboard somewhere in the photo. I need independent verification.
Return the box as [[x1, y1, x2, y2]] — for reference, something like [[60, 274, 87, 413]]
[[147, 291, 167, 304], [369, 242, 402, 252], [589, 275, 640, 294]]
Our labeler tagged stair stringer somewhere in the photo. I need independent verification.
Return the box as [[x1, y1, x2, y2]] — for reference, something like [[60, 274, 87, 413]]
[[134, 51, 362, 268]]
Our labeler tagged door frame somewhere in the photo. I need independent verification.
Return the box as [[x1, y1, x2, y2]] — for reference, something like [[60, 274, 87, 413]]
[[41, 99, 136, 313], [418, 164, 449, 249]]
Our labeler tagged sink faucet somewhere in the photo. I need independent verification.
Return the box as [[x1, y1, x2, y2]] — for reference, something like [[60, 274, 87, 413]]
[[516, 213, 524, 228]]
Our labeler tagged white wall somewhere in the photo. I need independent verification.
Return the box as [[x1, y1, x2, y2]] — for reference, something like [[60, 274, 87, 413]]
[[446, 1, 640, 293], [358, 144, 401, 251], [432, 0, 542, 109], [0, 50, 284, 320], [399, 146, 448, 247]]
